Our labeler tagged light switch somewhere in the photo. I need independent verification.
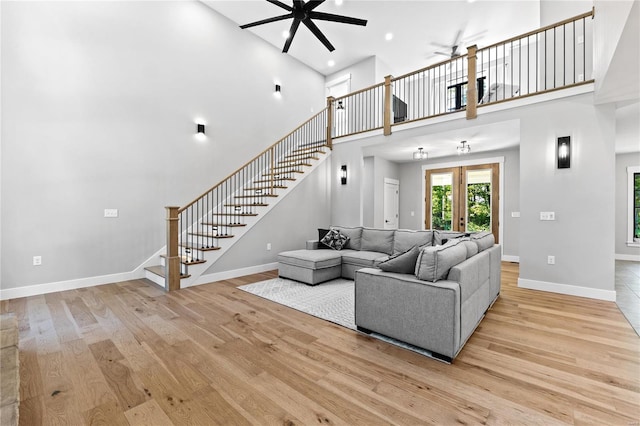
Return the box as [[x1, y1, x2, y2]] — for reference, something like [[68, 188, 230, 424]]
[[104, 209, 119, 218], [511, 212, 520, 218], [540, 212, 555, 221]]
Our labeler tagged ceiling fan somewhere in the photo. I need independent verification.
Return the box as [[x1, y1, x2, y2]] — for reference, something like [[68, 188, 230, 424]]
[[431, 27, 486, 58], [240, 0, 368, 53]]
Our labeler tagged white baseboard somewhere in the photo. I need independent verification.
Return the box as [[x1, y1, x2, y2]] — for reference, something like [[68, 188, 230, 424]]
[[615, 253, 640, 262], [189, 262, 279, 287], [502, 255, 520, 263], [0, 270, 142, 301], [517, 278, 616, 302]]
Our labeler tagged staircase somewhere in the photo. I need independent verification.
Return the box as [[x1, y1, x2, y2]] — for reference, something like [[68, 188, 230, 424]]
[[143, 109, 331, 290]]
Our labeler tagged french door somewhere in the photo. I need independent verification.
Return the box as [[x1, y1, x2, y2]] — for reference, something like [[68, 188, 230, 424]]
[[425, 163, 499, 242]]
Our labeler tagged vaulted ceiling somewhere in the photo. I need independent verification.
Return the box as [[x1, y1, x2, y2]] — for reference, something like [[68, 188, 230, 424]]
[[202, 0, 541, 77]]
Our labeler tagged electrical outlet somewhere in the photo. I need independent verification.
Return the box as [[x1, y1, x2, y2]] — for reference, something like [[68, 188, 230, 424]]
[[547, 255, 555, 265], [267, 243, 272, 251], [511, 212, 520, 218], [33, 256, 42, 266], [104, 209, 119, 218]]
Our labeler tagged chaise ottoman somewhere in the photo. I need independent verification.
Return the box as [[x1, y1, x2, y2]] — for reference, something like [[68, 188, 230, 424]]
[[277, 249, 342, 285]]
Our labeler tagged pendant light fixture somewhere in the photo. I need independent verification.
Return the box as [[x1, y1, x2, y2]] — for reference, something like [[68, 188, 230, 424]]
[[413, 147, 428, 160], [457, 140, 471, 154]]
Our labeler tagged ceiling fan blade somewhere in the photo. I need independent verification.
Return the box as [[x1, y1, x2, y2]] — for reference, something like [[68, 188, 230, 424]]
[[266, 0, 293, 12], [302, 19, 335, 51], [240, 13, 293, 29], [305, 0, 326, 12], [433, 51, 451, 57], [282, 19, 301, 53], [309, 11, 367, 26], [452, 29, 464, 46]]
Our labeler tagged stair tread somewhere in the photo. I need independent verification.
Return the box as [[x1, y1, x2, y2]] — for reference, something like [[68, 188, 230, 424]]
[[189, 232, 235, 238], [244, 186, 287, 191], [207, 213, 259, 216], [200, 222, 247, 227], [145, 265, 191, 279], [224, 203, 269, 207], [179, 242, 222, 251], [235, 194, 278, 198], [273, 163, 312, 169], [160, 254, 207, 265], [254, 179, 295, 183], [281, 156, 319, 162], [263, 171, 304, 176]]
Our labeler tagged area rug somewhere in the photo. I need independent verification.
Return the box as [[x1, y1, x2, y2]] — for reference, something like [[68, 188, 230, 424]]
[[238, 277, 446, 363]]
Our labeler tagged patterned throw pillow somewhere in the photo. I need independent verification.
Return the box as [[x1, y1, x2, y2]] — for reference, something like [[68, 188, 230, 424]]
[[320, 229, 349, 251]]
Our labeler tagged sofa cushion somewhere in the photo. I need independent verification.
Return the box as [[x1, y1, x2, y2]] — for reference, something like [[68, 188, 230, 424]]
[[415, 239, 468, 282], [379, 245, 421, 274], [460, 239, 479, 258], [360, 228, 395, 255], [278, 250, 343, 269], [393, 230, 433, 255], [471, 231, 495, 252], [433, 230, 466, 246], [321, 229, 349, 251], [331, 226, 362, 250], [341, 250, 389, 268]]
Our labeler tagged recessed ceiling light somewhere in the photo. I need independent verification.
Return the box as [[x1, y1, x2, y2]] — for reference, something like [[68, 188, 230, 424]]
[[328, 60, 335, 67], [282, 30, 290, 39], [385, 32, 394, 41], [335, 0, 343, 5]]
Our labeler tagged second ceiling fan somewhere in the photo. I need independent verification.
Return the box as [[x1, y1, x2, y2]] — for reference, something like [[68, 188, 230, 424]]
[[240, 0, 368, 53]]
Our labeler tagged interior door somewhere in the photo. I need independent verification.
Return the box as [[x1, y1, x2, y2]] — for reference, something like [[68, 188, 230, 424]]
[[425, 163, 499, 242], [383, 178, 399, 229]]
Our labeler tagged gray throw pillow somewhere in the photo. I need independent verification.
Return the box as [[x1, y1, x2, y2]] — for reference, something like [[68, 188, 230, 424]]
[[321, 229, 349, 251], [378, 245, 421, 274], [471, 231, 495, 252], [415, 239, 468, 282]]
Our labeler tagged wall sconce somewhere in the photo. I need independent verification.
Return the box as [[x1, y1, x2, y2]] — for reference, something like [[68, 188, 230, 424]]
[[275, 84, 281, 93], [197, 123, 205, 135], [340, 165, 347, 185], [557, 136, 571, 169]]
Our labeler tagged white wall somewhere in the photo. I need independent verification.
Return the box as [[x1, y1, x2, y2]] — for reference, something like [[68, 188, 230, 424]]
[[616, 152, 640, 259], [325, 56, 377, 93], [1, 1, 325, 291], [518, 94, 616, 300]]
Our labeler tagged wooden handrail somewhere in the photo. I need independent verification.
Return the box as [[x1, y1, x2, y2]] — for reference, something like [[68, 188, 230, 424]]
[[477, 10, 593, 53], [178, 108, 328, 214], [333, 82, 384, 102], [392, 55, 468, 83]]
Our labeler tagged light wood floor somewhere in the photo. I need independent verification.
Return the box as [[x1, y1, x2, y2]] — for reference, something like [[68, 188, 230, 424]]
[[1, 262, 639, 425]]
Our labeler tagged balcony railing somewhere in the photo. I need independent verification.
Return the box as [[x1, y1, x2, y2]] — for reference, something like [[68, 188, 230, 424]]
[[328, 10, 594, 138]]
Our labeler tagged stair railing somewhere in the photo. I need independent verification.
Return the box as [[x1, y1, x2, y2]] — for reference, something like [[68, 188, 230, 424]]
[[165, 108, 330, 290]]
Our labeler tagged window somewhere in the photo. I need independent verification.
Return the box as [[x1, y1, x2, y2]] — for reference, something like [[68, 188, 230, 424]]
[[628, 166, 640, 246]]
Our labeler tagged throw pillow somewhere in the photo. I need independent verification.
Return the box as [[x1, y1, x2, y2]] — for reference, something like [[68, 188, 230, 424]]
[[331, 226, 362, 250], [378, 245, 421, 274], [471, 231, 495, 252], [415, 239, 468, 282], [318, 228, 331, 249], [320, 229, 350, 251]]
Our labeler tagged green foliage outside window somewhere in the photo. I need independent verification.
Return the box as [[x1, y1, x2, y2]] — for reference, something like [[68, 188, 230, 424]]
[[431, 185, 452, 230], [467, 183, 491, 232]]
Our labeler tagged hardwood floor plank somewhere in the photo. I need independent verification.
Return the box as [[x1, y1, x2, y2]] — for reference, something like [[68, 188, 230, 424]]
[[88, 340, 148, 411], [4, 263, 639, 424], [123, 399, 173, 426]]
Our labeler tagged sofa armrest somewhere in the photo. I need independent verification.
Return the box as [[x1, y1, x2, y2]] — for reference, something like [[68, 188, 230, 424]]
[[306, 240, 320, 250]]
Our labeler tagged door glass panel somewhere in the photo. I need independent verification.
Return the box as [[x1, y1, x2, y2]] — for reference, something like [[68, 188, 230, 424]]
[[466, 169, 492, 232], [431, 173, 453, 230]]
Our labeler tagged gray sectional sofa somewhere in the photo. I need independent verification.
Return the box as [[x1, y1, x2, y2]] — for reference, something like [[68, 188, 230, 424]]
[[277, 226, 501, 361]]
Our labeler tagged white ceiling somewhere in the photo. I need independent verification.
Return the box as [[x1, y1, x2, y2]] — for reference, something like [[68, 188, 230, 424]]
[[202, 0, 541, 77]]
